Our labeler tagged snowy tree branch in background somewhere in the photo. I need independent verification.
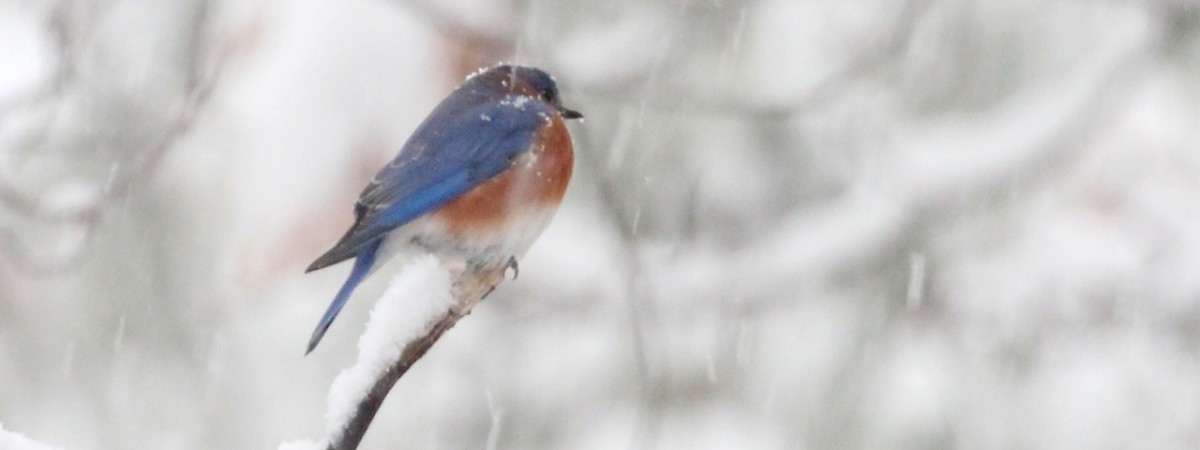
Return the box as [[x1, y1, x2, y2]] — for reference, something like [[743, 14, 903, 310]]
[[0, 422, 59, 450], [672, 22, 1158, 315], [0, 2, 72, 119], [392, 0, 512, 54], [298, 255, 508, 450], [571, 0, 935, 119], [0, 0, 224, 274], [550, 2, 932, 446], [383, 0, 934, 119]]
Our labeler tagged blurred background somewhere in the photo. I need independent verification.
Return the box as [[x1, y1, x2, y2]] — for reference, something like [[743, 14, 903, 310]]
[[3, 0, 1200, 448]]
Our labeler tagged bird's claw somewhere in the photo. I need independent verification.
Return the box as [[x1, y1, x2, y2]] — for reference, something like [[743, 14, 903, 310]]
[[506, 256, 519, 280]]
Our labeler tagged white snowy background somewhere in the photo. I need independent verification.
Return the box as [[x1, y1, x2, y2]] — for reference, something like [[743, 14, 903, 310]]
[[3, 0, 1200, 449]]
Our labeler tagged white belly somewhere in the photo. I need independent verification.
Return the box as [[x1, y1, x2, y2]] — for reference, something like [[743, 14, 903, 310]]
[[374, 206, 560, 273]]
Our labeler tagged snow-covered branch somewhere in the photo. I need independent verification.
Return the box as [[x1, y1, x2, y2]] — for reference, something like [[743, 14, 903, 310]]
[[283, 255, 508, 450]]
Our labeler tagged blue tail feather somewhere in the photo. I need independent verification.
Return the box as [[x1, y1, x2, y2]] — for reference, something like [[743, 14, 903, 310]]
[[306, 238, 384, 355]]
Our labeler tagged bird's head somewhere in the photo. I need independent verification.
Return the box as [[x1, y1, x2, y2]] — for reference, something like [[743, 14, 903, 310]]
[[465, 64, 583, 120]]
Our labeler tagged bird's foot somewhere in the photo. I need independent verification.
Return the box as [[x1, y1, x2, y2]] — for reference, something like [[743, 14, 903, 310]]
[[505, 256, 519, 280]]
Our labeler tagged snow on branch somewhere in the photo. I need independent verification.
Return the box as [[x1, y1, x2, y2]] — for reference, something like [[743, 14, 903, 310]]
[[0, 423, 59, 450], [282, 254, 508, 450], [325, 254, 455, 443]]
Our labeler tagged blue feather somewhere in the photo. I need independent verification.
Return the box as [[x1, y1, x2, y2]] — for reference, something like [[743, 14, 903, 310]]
[[306, 238, 384, 354]]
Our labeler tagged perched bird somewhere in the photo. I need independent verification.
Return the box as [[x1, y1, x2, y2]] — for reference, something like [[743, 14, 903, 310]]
[[304, 64, 582, 354]]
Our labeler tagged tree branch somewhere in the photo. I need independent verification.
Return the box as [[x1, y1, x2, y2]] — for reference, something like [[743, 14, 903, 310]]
[[324, 259, 507, 450], [328, 309, 460, 450]]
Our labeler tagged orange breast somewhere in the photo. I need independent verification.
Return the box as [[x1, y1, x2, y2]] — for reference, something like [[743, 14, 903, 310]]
[[435, 115, 574, 235]]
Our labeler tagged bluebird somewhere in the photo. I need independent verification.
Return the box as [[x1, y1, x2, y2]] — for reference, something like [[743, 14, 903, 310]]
[[304, 64, 582, 354]]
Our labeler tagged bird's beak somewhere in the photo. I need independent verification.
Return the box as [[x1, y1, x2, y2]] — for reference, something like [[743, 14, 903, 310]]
[[560, 108, 583, 120]]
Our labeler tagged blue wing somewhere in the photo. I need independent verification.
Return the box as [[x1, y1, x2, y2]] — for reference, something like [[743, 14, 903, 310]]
[[306, 97, 555, 273]]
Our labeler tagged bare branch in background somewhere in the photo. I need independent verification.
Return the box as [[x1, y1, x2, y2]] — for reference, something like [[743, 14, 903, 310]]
[[534, 2, 931, 446], [389, 0, 934, 119], [663, 24, 1161, 316], [393, 0, 512, 55], [0, 0, 226, 274], [574, 0, 936, 119], [0, 1, 79, 119]]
